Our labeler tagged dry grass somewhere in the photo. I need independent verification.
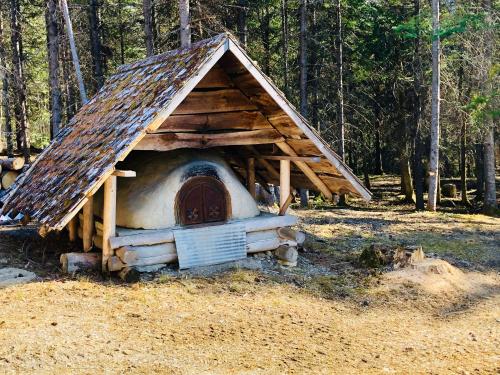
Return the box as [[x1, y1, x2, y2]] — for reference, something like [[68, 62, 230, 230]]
[[0, 273, 499, 375]]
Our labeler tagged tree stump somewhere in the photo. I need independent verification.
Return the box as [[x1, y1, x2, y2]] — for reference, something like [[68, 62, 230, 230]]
[[442, 183, 457, 198]]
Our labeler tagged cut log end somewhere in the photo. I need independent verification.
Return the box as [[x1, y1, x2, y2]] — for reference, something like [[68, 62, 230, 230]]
[[60, 252, 101, 273]]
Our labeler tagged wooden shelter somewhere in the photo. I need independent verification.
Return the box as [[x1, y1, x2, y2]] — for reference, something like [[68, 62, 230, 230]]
[[0, 33, 371, 273]]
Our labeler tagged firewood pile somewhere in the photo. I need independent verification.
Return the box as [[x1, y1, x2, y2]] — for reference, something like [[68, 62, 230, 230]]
[[0, 157, 24, 192]]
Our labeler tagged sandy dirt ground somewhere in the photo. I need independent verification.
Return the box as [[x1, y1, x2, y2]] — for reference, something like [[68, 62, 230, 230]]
[[0, 176, 499, 374], [0, 273, 498, 375]]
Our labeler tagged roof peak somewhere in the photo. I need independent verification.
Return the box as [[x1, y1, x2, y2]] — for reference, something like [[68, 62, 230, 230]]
[[116, 33, 236, 75]]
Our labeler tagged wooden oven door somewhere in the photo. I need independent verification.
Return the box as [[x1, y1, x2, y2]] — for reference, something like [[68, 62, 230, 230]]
[[179, 177, 227, 226]]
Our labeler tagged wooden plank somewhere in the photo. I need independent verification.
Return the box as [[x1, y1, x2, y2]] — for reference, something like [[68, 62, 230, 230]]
[[276, 142, 333, 200], [135, 129, 284, 151], [280, 160, 290, 214], [195, 66, 233, 89], [267, 113, 304, 139], [259, 155, 322, 162], [102, 175, 117, 272], [153, 111, 272, 133], [247, 158, 256, 198], [172, 89, 257, 115], [286, 139, 322, 156], [82, 196, 94, 252], [112, 170, 136, 177]]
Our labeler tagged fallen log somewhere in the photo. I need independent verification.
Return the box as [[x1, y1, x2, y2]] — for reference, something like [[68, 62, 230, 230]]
[[0, 157, 24, 171], [60, 252, 101, 273]]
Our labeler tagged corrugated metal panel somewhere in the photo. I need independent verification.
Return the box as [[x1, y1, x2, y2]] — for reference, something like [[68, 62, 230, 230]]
[[174, 223, 246, 269]]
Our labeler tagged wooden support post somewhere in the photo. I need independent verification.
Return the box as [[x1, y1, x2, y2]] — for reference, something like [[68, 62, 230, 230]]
[[276, 142, 333, 200], [247, 157, 256, 198], [68, 216, 78, 242], [102, 175, 117, 272], [280, 159, 291, 214], [82, 196, 94, 252]]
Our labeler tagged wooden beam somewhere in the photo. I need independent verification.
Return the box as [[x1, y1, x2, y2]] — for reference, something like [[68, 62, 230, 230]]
[[258, 155, 322, 162], [135, 129, 284, 151], [82, 196, 94, 252], [280, 159, 290, 214], [279, 194, 293, 216], [172, 89, 258, 114], [276, 142, 333, 200], [246, 146, 279, 180], [102, 175, 117, 272], [67, 216, 77, 242], [152, 111, 272, 133], [112, 170, 136, 177], [247, 158, 256, 198]]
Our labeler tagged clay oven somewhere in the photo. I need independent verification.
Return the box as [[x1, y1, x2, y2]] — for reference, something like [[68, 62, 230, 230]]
[[94, 150, 259, 229]]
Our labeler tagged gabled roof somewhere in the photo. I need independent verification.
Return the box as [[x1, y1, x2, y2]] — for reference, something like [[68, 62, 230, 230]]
[[1, 33, 371, 233]]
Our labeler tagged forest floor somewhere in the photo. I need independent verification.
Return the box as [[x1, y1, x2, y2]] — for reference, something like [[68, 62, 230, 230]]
[[0, 175, 499, 374]]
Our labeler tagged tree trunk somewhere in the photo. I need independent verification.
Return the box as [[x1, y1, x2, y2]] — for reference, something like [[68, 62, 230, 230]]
[[457, 65, 469, 205], [118, 0, 125, 64], [60, 0, 88, 105], [281, 0, 289, 97], [335, 0, 345, 161], [400, 156, 415, 203], [336, 0, 347, 206], [0, 6, 13, 156], [179, 0, 191, 48], [427, 0, 440, 211], [237, 0, 248, 47], [483, 128, 496, 213], [412, 0, 425, 210], [143, 0, 154, 56], [10, 0, 30, 163], [482, 0, 497, 214], [88, 0, 104, 90], [260, 6, 271, 76], [374, 118, 383, 174], [46, 0, 62, 139], [298, 0, 308, 207], [363, 155, 371, 191], [475, 144, 484, 201], [311, 5, 319, 131], [60, 23, 77, 124]]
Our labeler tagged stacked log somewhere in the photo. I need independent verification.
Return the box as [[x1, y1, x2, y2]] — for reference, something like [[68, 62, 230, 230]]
[[64, 215, 305, 275], [0, 157, 24, 190]]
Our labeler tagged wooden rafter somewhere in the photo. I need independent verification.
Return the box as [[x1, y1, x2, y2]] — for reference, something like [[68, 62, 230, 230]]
[[135, 129, 284, 151]]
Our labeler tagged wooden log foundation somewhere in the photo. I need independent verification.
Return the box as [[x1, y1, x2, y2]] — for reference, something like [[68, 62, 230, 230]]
[[60, 252, 101, 273]]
